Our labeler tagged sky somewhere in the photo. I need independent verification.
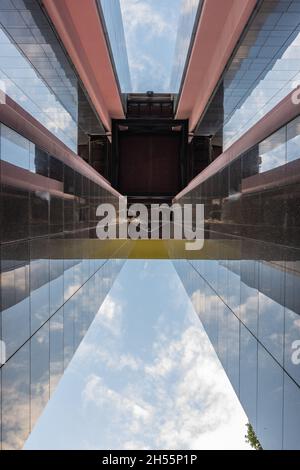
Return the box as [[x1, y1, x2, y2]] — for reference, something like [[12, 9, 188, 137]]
[[119, 0, 198, 92], [25, 260, 250, 450]]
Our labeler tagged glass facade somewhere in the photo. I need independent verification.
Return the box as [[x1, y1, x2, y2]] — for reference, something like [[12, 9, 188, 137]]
[[174, 113, 300, 449], [197, 0, 300, 151], [1, 255, 124, 450], [0, 0, 300, 452], [0, 123, 121, 243], [188, 116, 300, 248], [0, 122, 126, 449], [170, 0, 200, 92], [99, 0, 132, 93], [0, 0, 104, 153], [173, 249, 300, 450]]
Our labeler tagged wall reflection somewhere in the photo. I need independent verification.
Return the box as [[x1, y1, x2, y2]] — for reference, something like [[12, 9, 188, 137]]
[[174, 107, 300, 449], [0, 254, 124, 450], [173, 239, 300, 450], [197, 0, 300, 151], [181, 115, 300, 248], [0, 121, 126, 449], [0, 0, 78, 151]]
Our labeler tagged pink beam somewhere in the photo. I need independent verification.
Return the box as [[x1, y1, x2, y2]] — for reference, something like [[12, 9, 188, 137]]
[[176, 0, 257, 133], [0, 93, 122, 199], [42, 0, 125, 131], [174, 91, 300, 201]]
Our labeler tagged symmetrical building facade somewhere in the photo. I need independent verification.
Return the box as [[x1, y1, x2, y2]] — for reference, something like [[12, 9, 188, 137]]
[[0, 0, 300, 450]]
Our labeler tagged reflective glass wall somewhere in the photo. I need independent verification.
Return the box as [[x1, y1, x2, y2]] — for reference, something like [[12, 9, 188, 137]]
[[188, 116, 300, 249], [0, 0, 104, 152], [0, 123, 126, 449], [197, 0, 300, 151], [99, 0, 132, 93], [174, 247, 300, 450], [174, 114, 300, 449], [1, 255, 124, 450], [170, 0, 200, 92]]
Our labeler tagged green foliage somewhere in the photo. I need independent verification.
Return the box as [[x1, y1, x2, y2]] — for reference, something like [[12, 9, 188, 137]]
[[245, 423, 263, 450]]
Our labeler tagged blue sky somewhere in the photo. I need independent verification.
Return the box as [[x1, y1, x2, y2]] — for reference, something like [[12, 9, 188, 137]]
[[119, 0, 197, 92], [25, 260, 250, 450]]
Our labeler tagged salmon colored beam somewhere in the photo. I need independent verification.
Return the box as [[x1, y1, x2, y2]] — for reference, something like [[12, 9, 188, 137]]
[[176, 0, 258, 133], [42, 0, 125, 132]]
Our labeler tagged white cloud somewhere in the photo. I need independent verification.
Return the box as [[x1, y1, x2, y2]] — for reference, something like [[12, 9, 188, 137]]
[[78, 345, 142, 372], [83, 374, 153, 426], [119, 0, 180, 91], [181, 0, 199, 15], [141, 325, 243, 449], [81, 313, 250, 450], [94, 294, 123, 336], [120, 0, 175, 38], [122, 440, 150, 450], [25, 261, 250, 451]]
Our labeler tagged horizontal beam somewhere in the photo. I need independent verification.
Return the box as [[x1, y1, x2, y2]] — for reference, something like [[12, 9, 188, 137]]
[[42, 0, 125, 132], [176, 0, 257, 132], [0, 94, 122, 198], [174, 91, 300, 201]]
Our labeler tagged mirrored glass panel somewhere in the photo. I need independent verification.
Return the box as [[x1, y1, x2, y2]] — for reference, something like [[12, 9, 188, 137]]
[[257, 344, 283, 450], [283, 373, 300, 450], [239, 324, 258, 429], [0, 122, 125, 449], [30, 322, 50, 430], [197, 0, 300, 151], [1, 343, 30, 450]]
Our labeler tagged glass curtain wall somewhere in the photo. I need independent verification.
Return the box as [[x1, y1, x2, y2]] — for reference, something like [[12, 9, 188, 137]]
[[0, 123, 126, 449], [0, 0, 104, 153], [174, 114, 300, 449], [197, 0, 300, 151]]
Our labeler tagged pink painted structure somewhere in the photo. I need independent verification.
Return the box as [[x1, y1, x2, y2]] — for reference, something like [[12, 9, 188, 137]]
[[174, 92, 300, 201], [0, 94, 122, 198], [42, 0, 125, 132], [176, 0, 257, 133]]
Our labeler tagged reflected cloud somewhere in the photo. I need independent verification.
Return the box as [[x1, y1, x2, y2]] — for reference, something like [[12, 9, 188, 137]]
[[120, 0, 181, 91], [80, 291, 248, 449], [94, 294, 124, 337], [24, 261, 249, 450]]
